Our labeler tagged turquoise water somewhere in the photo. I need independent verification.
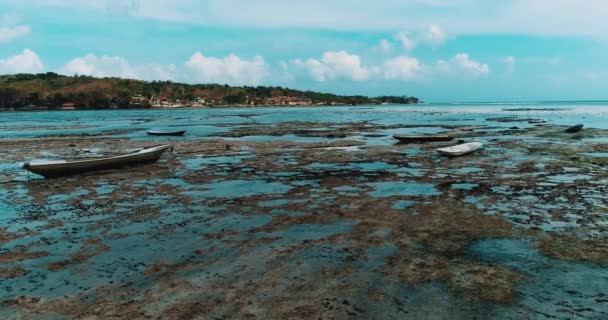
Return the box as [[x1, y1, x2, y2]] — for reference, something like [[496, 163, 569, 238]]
[[580, 152, 608, 157], [2, 102, 608, 318], [185, 179, 293, 198], [391, 200, 417, 210], [469, 239, 608, 318], [368, 182, 440, 198], [452, 183, 479, 190], [2, 101, 608, 140]]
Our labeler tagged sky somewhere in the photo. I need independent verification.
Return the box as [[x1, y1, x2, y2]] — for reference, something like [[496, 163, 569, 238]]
[[1, 0, 608, 102]]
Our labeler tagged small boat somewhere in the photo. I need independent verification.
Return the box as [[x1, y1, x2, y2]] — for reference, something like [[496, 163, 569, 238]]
[[565, 124, 584, 133], [437, 142, 483, 157], [393, 135, 454, 143], [147, 130, 186, 136], [528, 119, 546, 124], [23, 145, 173, 178]]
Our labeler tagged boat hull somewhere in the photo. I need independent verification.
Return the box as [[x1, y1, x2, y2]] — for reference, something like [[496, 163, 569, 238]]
[[564, 124, 584, 133], [393, 135, 454, 143], [24, 145, 173, 178], [147, 130, 186, 136], [528, 119, 546, 124], [437, 142, 483, 157]]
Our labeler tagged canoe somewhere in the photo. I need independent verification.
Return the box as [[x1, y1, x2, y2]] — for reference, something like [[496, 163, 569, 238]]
[[23, 145, 173, 178], [528, 119, 546, 124], [565, 124, 584, 133], [393, 135, 454, 143], [437, 142, 483, 157], [147, 130, 186, 136]]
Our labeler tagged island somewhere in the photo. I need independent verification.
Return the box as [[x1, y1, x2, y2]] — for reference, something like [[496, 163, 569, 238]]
[[0, 73, 420, 111]]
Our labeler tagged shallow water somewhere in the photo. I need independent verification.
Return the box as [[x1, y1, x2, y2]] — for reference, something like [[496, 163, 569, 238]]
[[368, 181, 441, 198], [1, 101, 608, 141], [1, 102, 608, 319], [470, 239, 608, 319]]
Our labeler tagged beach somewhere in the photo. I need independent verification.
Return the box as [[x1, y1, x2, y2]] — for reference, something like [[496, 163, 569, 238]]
[[1, 102, 608, 318]]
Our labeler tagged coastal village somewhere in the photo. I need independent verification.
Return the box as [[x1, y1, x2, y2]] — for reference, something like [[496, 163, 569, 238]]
[[2, 93, 409, 111], [2, 94, 337, 111], [0, 74, 420, 111], [142, 94, 329, 109]]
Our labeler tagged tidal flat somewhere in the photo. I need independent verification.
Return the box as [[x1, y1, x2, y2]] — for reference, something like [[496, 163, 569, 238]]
[[1, 104, 608, 319]]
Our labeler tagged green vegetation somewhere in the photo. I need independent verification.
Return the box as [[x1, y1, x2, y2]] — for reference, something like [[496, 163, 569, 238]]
[[0, 73, 420, 110]]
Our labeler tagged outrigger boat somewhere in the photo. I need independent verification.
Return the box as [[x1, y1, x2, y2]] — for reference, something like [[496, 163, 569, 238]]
[[23, 145, 173, 178], [437, 142, 483, 157], [528, 119, 546, 124], [393, 134, 455, 143], [564, 124, 584, 133], [147, 130, 187, 136]]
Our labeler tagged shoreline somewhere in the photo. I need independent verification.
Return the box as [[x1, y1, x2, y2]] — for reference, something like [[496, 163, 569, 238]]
[[0, 103, 419, 112]]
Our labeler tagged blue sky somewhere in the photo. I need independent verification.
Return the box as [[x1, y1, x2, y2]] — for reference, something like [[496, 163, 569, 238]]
[[1, 0, 608, 102]]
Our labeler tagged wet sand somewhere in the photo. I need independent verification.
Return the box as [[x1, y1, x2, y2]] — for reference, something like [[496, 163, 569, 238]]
[[1, 108, 608, 319]]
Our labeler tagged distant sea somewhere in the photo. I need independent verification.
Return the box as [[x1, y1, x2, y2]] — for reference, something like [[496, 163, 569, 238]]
[[1, 101, 608, 140]]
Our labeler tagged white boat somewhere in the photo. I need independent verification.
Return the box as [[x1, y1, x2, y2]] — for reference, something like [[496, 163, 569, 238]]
[[147, 130, 186, 136], [23, 145, 173, 178], [437, 142, 483, 157]]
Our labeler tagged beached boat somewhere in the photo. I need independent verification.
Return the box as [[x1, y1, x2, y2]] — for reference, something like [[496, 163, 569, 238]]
[[393, 135, 455, 143], [23, 145, 173, 178], [147, 130, 187, 136], [437, 142, 483, 157], [565, 124, 584, 133], [528, 119, 546, 124]]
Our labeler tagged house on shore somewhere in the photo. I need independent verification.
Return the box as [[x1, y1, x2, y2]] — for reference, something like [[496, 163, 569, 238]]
[[130, 94, 148, 108], [191, 97, 206, 108], [61, 102, 77, 110], [150, 96, 172, 108], [266, 96, 313, 106]]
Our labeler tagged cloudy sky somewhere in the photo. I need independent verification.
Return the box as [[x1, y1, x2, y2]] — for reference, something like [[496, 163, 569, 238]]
[[1, 0, 608, 102]]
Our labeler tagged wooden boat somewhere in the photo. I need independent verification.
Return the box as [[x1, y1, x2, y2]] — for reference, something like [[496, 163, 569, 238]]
[[147, 130, 186, 136], [23, 145, 173, 178], [393, 135, 454, 143], [528, 119, 546, 124], [437, 142, 483, 157], [565, 124, 584, 133]]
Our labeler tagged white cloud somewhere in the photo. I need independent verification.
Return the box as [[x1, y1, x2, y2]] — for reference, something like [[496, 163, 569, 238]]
[[382, 56, 423, 80], [0, 25, 31, 44], [292, 50, 493, 82], [504, 56, 515, 72], [277, 61, 295, 82], [62, 54, 130, 77], [0, 49, 44, 74], [185, 52, 269, 85], [0, 14, 21, 26], [378, 39, 393, 53], [425, 24, 445, 45], [394, 32, 416, 51], [291, 58, 330, 82], [145, 63, 177, 81], [0, 47, 492, 87], [321, 51, 370, 81], [61, 54, 176, 80], [436, 53, 489, 77], [291, 51, 371, 82]]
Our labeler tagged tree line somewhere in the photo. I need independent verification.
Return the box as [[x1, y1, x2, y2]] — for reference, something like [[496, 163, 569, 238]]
[[0, 73, 420, 109]]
